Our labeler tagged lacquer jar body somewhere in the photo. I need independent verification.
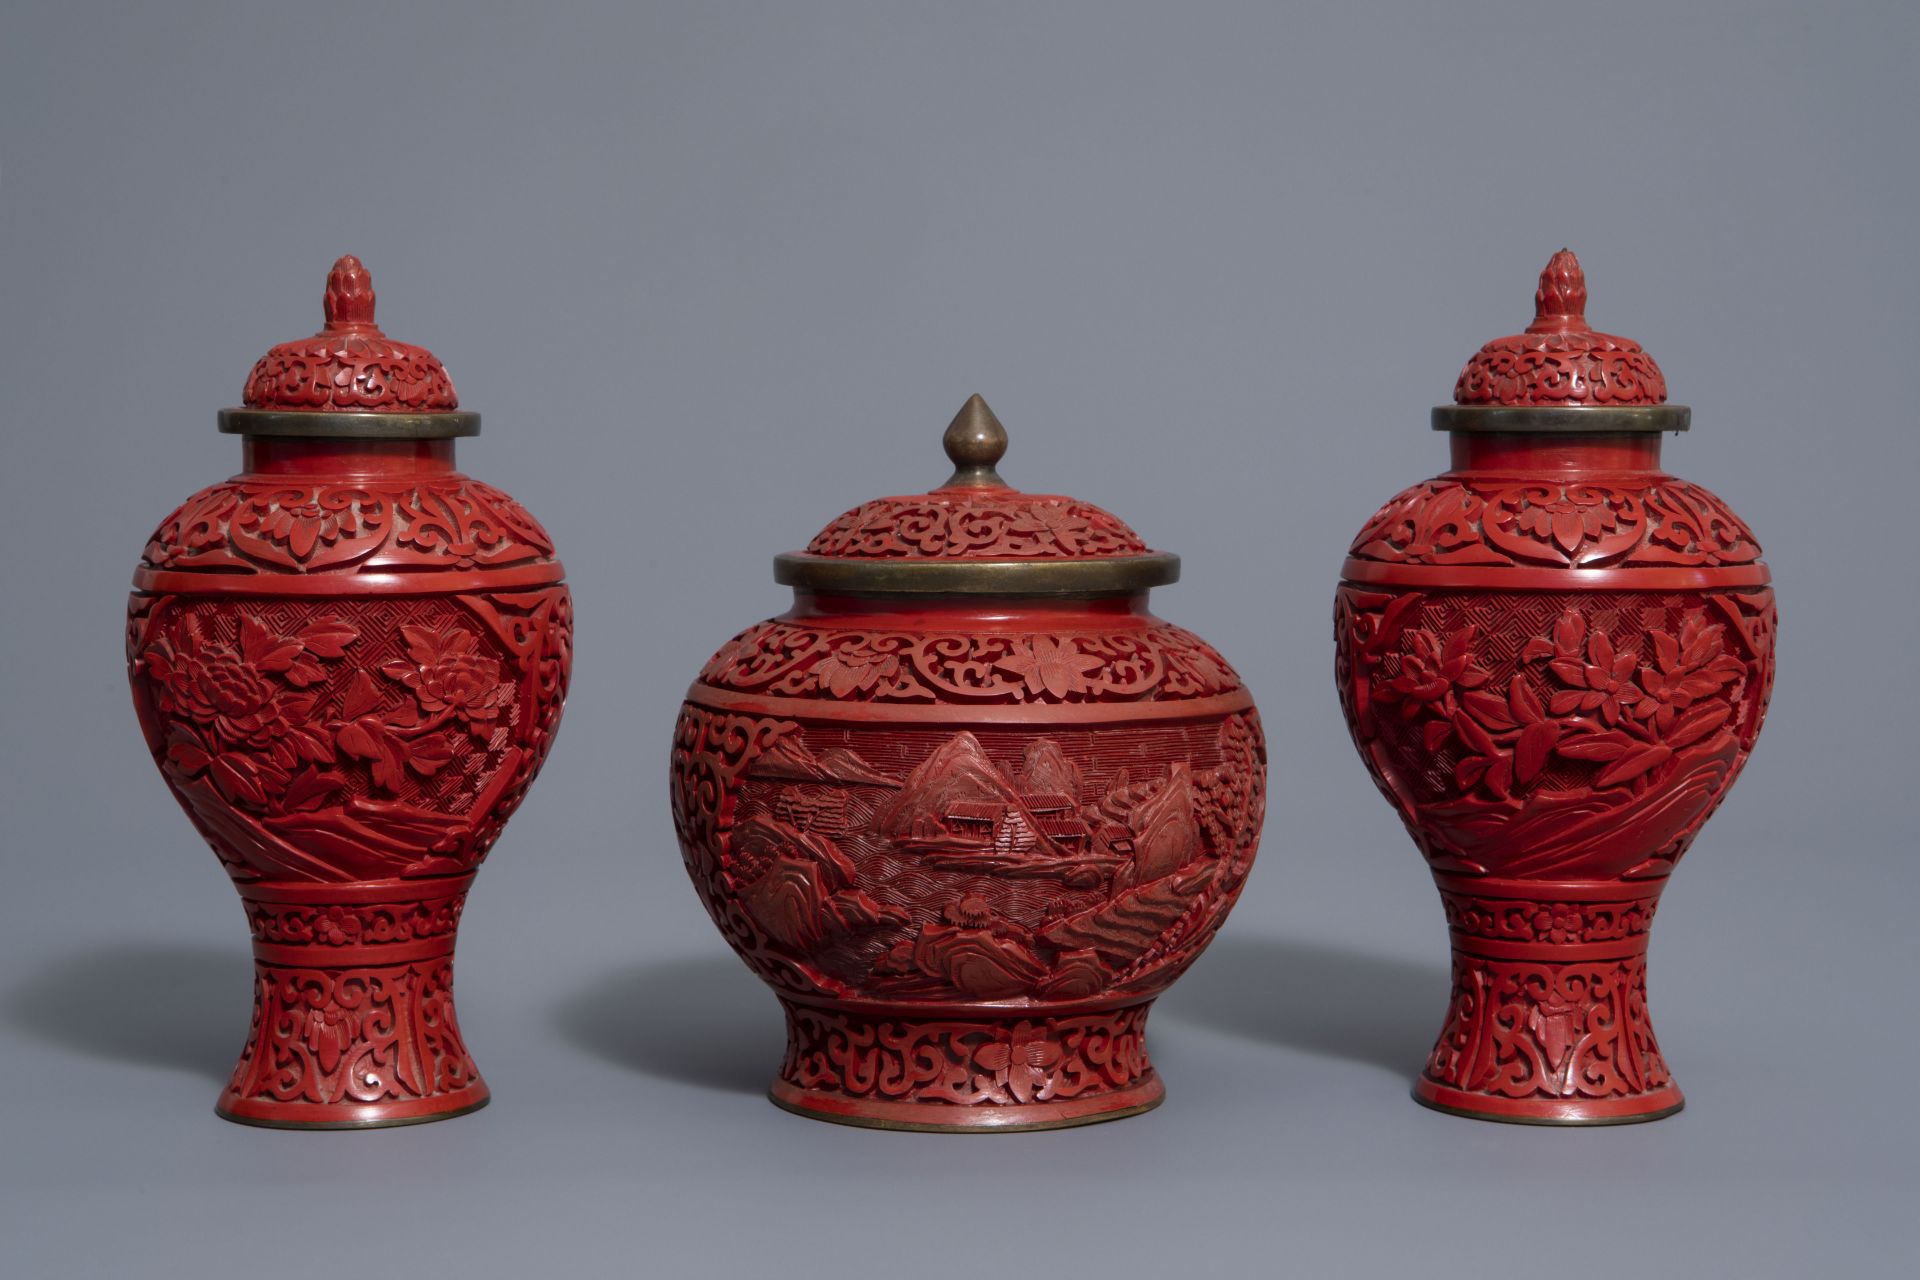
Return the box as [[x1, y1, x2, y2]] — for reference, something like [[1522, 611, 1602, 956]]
[[672, 399, 1266, 1130], [125, 260, 571, 1127], [1335, 265, 1775, 1123]]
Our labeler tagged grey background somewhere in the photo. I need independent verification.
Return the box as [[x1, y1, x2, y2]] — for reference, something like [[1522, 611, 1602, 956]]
[[2, 2, 1915, 1276]]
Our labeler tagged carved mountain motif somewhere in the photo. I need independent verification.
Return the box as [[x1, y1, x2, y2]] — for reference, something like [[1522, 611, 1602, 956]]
[[750, 737, 899, 788], [1125, 763, 1200, 883], [874, 731, 1042, 842], [1015, 738, 1082, 800]]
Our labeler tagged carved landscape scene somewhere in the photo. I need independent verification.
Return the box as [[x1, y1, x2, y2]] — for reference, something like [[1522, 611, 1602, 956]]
[[689, 713, 1265, 1004]]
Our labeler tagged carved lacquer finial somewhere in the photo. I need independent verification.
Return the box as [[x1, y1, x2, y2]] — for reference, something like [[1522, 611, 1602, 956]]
[[941, 393, 1010, 488], [1528, 248, 1589, 333], [323, 255, 379, 329]]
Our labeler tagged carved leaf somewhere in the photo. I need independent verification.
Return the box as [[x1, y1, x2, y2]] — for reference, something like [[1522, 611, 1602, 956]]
[[1549, 659, 1589, 688], [1556, 730, 1635, 762], [1665, 702, 1731, 748], [1422, 719, 1454, 751], [1515, 721, 1561, 783], [238, 615, 302, 672], [1653, 631, 1681, 674], [1520, 636, 1555, 663], [281, 767, 345, 813], [1509, 674, 1546, 724], [1453, 711, 1498, 757], [1553, 611, 1586, 657], [166, 741, 212, 775], [289, 728, 335, 765], [406, 733, 455, 778], [341, 670, 383, 719], [1463, 690, 1516, 731], [1549, 690, 1588, 716], [337, 718, 409, 791], [1594, 743, 1673, 789], [298, 617, 359, 658], [283, 655, 328, 688], [209, 754, 270, 808]]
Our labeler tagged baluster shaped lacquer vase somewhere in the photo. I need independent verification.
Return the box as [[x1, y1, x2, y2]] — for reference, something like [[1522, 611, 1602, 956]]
[[1334, 251, 1775, 1123], [671, 397, 1266, 1130], [126, 257, 571, 1127]]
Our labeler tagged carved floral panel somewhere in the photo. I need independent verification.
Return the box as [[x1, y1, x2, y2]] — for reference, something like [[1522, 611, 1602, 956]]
[[1335, 585, 1774, 879], [127, 587, 571, 883]]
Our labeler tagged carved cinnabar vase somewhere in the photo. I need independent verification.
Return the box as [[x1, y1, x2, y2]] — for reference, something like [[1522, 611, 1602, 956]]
[[672, 397, 1266, 1131], [1334, 251, 1775, 1124], [126, 257, 571, 1128]]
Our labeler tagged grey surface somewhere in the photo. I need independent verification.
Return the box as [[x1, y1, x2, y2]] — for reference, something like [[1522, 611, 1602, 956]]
[[1, 2, 1915, 1276]]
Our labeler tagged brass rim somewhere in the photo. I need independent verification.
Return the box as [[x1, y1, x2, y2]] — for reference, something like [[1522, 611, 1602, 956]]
[[219, 409, 481, 439], [773, 552, 1180, 596], [1432, 404, 1690, 434]]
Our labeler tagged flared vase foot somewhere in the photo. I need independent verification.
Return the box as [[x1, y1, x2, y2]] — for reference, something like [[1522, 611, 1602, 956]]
[[221, 878, 487, 1129], [771, 998, 1163, 1132], [1416, 875, 1681, 1125]]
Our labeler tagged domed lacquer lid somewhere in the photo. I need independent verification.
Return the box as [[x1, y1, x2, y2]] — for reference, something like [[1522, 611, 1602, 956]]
[[218, 255, 479, 439], [774, 395, 1180, 595], [1434, 249, 1690, 434]]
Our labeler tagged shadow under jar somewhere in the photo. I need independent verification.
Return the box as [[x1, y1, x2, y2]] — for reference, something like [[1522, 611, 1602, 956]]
[[1334, 250, 1775, 1124], [671, 396, 1267, 1131], [126, 257, 571, 1128]]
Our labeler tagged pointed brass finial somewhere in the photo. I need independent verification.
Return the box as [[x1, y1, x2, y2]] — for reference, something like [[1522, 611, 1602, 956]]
[[323, 254, 379, 329], [1527, 248, 1590, 334], [940, 393, 1010, 488]]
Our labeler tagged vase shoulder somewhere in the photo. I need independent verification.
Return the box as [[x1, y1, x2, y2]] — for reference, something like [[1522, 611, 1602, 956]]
[[134, 467, 563, 587], [692, 601, 1248, 711], [1345, 466, 1765, 583]]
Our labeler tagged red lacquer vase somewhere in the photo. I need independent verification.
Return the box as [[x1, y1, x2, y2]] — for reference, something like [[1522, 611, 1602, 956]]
[[126, 257, 572, 1128], [1334, 251, 1775, 1124], [672, 397, 1267, 1130]]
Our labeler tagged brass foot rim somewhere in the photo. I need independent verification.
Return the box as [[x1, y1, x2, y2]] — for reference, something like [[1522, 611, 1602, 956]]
[[767, 1089, 1162, 1133], [214, 1094, 490, 1131], [1411, 1087, 1685, 1127]]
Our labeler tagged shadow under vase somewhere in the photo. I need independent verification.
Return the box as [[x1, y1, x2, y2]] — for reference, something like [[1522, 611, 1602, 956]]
[[550, 952, 783, 1096], [5, 940, 250, 1083], [1153, 935, 1451, 1078]]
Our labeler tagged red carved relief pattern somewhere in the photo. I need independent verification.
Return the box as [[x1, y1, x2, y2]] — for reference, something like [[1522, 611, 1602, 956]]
[[1452, 249, 1667, 406], [1348, 477, 1761, 569], [805, 494, 1148, 559], [241, 255, 458, 412], [1440, 892, 1656, 945], [127, 586, 571, 883], [699, 618, 1242, 703], [243, 336, 457, 412], [1424, 952, 1669, 1101], [140, 477, 557, 574], [1454, 334, 1666, 406], [225, 959, 479, 1108], [245, 896, 466, 947], [671, 703, 1265, 1014], [1334, 586, 1774, 879], [781, 1003, 1152, 1106]]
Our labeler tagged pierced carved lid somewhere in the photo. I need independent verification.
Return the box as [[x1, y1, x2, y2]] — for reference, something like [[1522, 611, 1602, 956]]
[[1436, 250, 1689, 434], [219, 255, 479, 439], [774, 395, 1180, 595]]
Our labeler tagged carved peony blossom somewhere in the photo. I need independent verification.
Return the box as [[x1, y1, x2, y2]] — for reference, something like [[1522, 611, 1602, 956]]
[[382, 624, 512, 734]]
